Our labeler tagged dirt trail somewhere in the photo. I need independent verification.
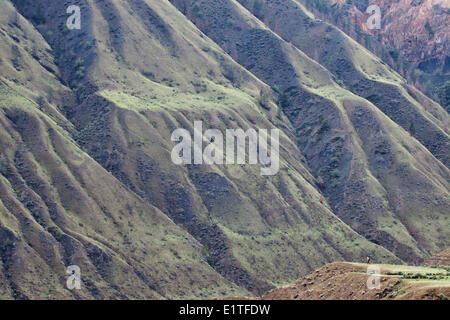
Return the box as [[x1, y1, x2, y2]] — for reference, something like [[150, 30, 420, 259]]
[[260, 262, 449, 300], [263, 263, 399, 300], [223, 260, 450, 300]]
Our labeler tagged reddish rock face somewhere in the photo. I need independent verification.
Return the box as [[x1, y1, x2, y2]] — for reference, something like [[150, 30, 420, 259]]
[[371, 0, 448, 65], [328, 0, 449, 66]]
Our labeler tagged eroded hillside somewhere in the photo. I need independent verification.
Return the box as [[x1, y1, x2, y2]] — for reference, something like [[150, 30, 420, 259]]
[[298, 0, 450, 111], [0, 0, 448, 299], [171, 0, 449, 263]]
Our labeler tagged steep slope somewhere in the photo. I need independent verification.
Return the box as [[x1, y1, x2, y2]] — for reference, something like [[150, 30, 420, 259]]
[[0, 0, 246, 299], [5, 0, 402, 297], [237, 0, 449, 167], [299, 0, 450, 111], [302, 0, 449, 66], [169, 0, 450, 264], [2, 0, 449, 299]]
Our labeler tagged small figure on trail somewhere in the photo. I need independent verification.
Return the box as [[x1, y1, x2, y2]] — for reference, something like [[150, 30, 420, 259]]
[[366, 256, 371, 264]]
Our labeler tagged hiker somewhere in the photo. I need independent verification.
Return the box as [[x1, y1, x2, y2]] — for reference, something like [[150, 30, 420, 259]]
[[366, 256, 371, 264]]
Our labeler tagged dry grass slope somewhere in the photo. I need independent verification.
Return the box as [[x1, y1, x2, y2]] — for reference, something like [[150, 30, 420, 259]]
[[0, 0, 448, 299]]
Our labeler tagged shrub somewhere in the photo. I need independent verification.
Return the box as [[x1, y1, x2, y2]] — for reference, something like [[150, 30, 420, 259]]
[[201, 244, 214, 266], [47, 226, 63, 241], [424, 20, 434, 36], [272, 85, 281, 95], [331, 169, 340, 178], [277, 105, 283, 119], [74, 58, 84, 69], [253, 0, 264, 18], [258, 89, 270, 110], [318, 119, 330, 133], [31, 6, 46, 25], [278, 92, 289, 109], [75, 68, 85, 78], [409, 122, 416, 135], [0, 154, 8, 175]]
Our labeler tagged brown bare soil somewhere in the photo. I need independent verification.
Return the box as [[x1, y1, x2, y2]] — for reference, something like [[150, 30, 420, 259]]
[[423, 248, 450, 266], [225, 262, 450, 300]]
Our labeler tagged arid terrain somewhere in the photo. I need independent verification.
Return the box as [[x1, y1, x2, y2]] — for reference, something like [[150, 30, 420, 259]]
[[261, 262, 450, 300], [0, 0, 448, 299], [302, 0, 450, 111], [223, 249, 450, 300], [423, 248, 450, 266]]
